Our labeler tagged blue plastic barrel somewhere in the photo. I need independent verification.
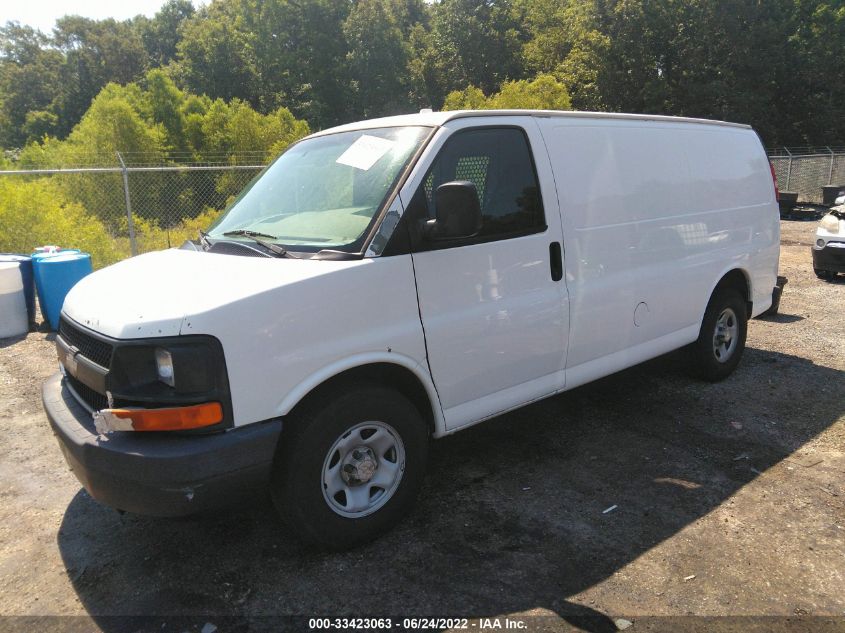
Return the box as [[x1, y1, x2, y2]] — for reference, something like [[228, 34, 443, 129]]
[[37, 252, 92, 331], [0, 254, 34, 325], [31, 249, 80, 322]]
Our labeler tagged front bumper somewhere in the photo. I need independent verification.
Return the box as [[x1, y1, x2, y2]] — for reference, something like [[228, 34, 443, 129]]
[[812, 241, 845, 274], [43, 372, 282, 516]]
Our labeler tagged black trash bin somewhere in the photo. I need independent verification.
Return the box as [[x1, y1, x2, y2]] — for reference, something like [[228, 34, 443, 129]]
[[822, 185, 845, 207]]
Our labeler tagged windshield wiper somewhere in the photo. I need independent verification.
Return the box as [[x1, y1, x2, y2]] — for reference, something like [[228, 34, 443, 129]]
[[216, 229, 304, 258], [236, 235, 304, 259], [223, 229, 278, 239], [251, 237, 290, 257]]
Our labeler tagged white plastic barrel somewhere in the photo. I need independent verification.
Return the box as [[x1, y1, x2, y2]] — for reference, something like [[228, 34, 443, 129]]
[[0, 262, 28, 338]]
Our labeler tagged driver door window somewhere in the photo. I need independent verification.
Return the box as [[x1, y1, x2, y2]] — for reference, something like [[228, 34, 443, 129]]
[[415, 127, 546, 244]]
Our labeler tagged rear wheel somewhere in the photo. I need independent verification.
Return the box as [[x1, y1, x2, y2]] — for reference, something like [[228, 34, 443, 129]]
[[689, 288, 748, 382], [271, 384, 428, 550], [814, 268, 833, 279]]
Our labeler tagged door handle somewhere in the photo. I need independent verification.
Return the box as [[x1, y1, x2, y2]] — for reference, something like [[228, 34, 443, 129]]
[[549, 242, 563, 282]]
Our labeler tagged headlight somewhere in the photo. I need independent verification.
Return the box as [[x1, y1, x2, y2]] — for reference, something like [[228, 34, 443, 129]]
[[820, 214, 840, 234], [106, 335, 232, 430], [155, 348, 175, 387]]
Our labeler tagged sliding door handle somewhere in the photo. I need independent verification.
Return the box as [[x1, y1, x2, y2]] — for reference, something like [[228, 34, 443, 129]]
[[549, 241, 563, 282]]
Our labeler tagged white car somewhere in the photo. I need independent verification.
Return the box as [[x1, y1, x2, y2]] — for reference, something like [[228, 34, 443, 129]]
[[813, 194, 845, 279], [44, 110, 781, 548]]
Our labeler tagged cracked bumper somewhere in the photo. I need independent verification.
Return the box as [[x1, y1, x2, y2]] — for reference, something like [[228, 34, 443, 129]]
[[42, 373, 282, 516]]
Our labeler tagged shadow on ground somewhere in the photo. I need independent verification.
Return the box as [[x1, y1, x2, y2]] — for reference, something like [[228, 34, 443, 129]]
[[55, 346, 845, 632], [755, 312, 804, 324]]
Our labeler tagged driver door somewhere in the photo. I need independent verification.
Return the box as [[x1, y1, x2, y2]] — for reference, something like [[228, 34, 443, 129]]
[[406, 118, 570, 431]]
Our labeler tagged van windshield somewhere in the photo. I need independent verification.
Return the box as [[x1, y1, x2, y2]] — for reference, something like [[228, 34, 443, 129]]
[[208, 126, 430, 252]]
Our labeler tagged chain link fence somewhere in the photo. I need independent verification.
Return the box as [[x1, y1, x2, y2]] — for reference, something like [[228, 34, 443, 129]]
[[768, 147, 845, 204], [2, 146, 845, 267], [0, 152, 265, 266]]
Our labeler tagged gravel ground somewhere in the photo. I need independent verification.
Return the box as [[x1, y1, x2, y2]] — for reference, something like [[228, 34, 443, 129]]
[[0, 219, 843, 632]]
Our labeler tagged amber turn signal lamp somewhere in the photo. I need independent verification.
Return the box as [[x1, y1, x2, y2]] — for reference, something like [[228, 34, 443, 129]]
[[101, 402, 223, 431]]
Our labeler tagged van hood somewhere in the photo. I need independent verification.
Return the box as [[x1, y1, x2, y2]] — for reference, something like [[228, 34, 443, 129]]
[[62, 248, 365, 339]]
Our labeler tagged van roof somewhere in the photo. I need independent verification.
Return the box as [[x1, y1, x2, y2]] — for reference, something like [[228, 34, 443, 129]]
[[310, 110, 752, 138]]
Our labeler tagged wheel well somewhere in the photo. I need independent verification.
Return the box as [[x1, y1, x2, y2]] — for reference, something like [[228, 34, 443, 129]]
[[713, 269, 752, 317], [287, 363, 436, 435]]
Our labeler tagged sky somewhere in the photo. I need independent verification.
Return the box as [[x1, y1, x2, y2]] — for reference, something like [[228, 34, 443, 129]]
[[0, 0, 198, 33]]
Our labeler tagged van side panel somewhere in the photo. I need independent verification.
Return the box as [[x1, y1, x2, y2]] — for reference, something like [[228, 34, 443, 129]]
[[537, 118, 778, 373]]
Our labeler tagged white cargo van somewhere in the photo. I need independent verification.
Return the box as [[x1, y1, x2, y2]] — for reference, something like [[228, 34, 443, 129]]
[[44, 110, 781, 548]]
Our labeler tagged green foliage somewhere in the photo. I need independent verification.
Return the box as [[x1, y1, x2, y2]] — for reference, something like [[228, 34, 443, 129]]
[[442, 86, 489, 111], [344, 0, 420, 118], [0, 177, 230, 268], [173, 0, 352, 128], [64, 84, 166, 159], [3, 73, 310, 263], [2, 0, 845, 149], [142, 69, 189, 153], [173, 4, 259, 107], [138, 0, 196, 67], [20, 70, 310, 166], [0, 23, 64, 146], [443, 74, 571, 110], [3, 0, 845, 271], [0, 178, 123, 268], [414, 0, 526, 106], [131, 207, 224, 253], [51, 16, 150, 139], [518, 0, 609, 110]]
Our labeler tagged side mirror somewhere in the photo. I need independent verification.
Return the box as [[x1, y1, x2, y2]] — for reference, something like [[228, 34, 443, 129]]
[[425, 180, 482, 240]]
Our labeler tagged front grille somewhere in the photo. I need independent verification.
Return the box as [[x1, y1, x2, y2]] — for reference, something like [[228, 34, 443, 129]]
[[58, 318, 113, 368], [66, 374, 108, 412]]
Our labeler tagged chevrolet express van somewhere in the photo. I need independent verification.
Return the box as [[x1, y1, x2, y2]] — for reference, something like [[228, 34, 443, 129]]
[[44, 110, 781, 548]]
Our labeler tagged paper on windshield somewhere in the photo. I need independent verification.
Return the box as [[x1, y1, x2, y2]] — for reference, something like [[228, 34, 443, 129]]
[[336, 135, 395, 171]]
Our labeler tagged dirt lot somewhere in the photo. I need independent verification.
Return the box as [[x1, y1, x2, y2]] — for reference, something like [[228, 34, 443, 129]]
[[1, 219, 844, 632]]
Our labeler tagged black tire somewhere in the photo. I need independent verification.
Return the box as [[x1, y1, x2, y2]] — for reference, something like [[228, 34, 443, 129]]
[[271, 383, 428, 550], [688, 287, 748, 382], [814, 268, 833, 279]]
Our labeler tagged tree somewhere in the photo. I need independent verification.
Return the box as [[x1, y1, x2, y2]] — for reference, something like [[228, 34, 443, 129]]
[[786, 0, 845, 143], [0, 23, 63, 146], [2, 0, 845, 148], [142, 69, 189, 154], [518, 0, 609, 110], [51, 16, 149, 138], [443, 73, 572, 110], [344, 0, 415, 118], [173, 3, 259, 106], [0, 178, 123, 267], [420, 0, 527, 107], [175, 0, 351, 128], [139, 0, 196, 67]]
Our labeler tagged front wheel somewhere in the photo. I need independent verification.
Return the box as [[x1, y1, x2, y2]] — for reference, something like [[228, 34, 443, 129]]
[[815, 268, 833, 279], [688, 288, 748, 382], [271, 384, 429, 550]]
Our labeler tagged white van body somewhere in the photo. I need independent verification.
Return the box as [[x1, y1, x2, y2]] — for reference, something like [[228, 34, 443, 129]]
[[45, 110, 780, 547]]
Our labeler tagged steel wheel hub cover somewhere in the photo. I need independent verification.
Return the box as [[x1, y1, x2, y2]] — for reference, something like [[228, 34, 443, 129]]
[[341, 446, 378, 485], [321, 421, 406, 518], [712, 307, 738, 362]]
